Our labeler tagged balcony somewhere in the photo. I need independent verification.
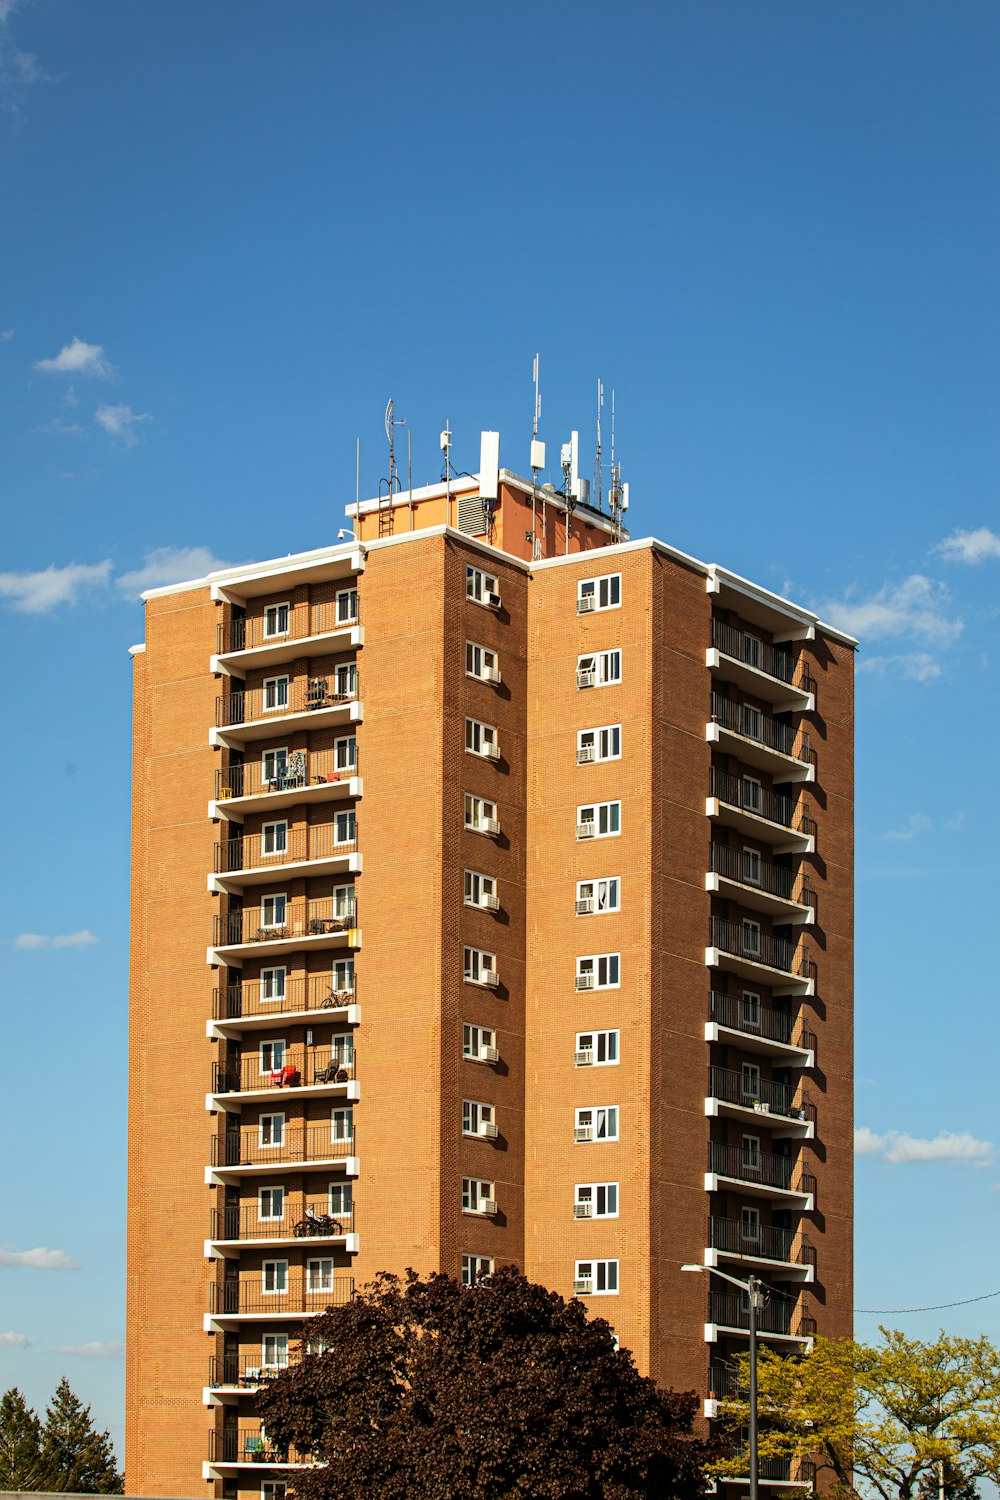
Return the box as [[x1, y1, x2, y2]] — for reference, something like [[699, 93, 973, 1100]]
[[212, 676, 361, 746], [706, 1067, 814, 1136], [213, 750, 361, 816], [708, 695, 814, 781], [706, 991, 815, 1065], [211, 975, 357, 1033], [211, 1048, 356, 1103], [707, 917, 813, 993], [708, 1217, 816, 1278], [708, 768, 816, 853], [712, 1444, 817, 1489], [706, 1142, 815, 1207], [207, 1425, 317, 1468], [212, 825, 359, 888], [708, 620, 815, 710], [208, 1202, 354, 1252], [708, 844, 813, 923], [207, 1274, 354, 1321], [214, 597, 362, 670], [209, 1124, 356, 1175], [708, 1289, 801, 1339], [211, 897, 358, 961], [208, 1355, 287, 1393]]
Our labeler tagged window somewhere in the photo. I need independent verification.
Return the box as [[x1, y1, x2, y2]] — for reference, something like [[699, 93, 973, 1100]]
[[461, 1254, 493, 1286], [574, 1259, 619, 1294], [262, 821, 288, 857], [464, 870, 498, 911], [574, 1106, 619, 1142], [741, 1062, 761, 1101], [574, 1183, 619, 1218], [262, 1482, 287, 1500], [577, 650, 621, 688], [333, 883, 355, 920], [264, 603, 290, 638], [466, 641, 500, 683], [263, 676, 289, 712], [462, 1178, 495, 1213], [259, 1185, 284, 1220], [336, 588, 358, 624], [335, 809, 357, 845], [742, 846, 762, 886], [462, 1100, 495, 1138], [741, 990, 762, 1030], [260, 1040, 286, 1074], [465, 717, 499, 759], [261, 967, 286, 1004], [575, 1030, 619, 1067], [334, 735, 357, 772], [578, 574, 621, 611], [332, 958, 355, 994], [262, 1260, 287, 1294], [741, 775, 763, 814], [307, 1258, 335, 1292], [331, 1107, 353, 1143], [262, 748, 289, 784], [329, 1182, 353, 1217], [334, 662, 358, 698], [464, 794, 498, 835], [331, 1033, 354, 1067], [259, 1115, 285, 1148], [577, 724, 621, 763], [577, 801, 621, 839], [742, 1134, 761, 1171], [262, 1334, 288, 1370], [466, 566, 500, 607], [575, 878, 620, 915], [575, 954, 620, 991], [740, 703, 763, 741], [463, 1023, 496, 1061], [261, 894, 287, 930], [741, 1206, 761, 1245], [741, 918, 762, 956], [464, 947, 498, 986]]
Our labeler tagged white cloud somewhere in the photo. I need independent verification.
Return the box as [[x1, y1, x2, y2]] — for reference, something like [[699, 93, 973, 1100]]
[[856, 1129, 994, 1167], [14, 930, 98, 951], [882, 813, 931, 842], [95, 403, 152, 446], [819, 574, 962, 648], [0, 560, 111, 612], [54, 1339, 124, 1359], [0, 1, 45, 115], [34, 337, 112, 378], [0, 1330, 29, 1347], [935, 528, 1000, 565], [117, 546, 232, 595], [857, 652, 942, 682], [1, 327, 12, 341], [0, 1246, 80, 1270]]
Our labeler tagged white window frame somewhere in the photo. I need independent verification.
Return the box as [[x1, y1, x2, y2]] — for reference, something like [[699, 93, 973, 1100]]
[[466, 565, 500, 607], [741, 1062, 762, 1100], [576, 801, 621, 839], [576, 953, 620, 990], [307, 1257, 335, 1293], [331, 1106, 353, 1143], [462, 1099, 495, 1138], [332, 958, 355, 995], [262, 747, 289, 784], [577, 724, 622, 762], [332, 883, 356, 920], [260, 893, 287, 931], [741, 774, 763, 814], [258, 1184, 285, 1221], [578, 574, 621, 611], [740, 703, 764, 741], [334, 661, 358, 698], [463, 1023, 496, 1062], [741, 1205, 761, 1244], [461, 1254, 493, 1286], [263, 675, 290, 712], [261, 1334, 289, 1371], [464, 793, 498, 835], [336, 587, 358, 624], [334, 735, 357, 772], [575, 1105, 619, 1141], [258, 1114, 285, 1148], [264, 602, 291, 639], [261, 820, 288, 858], [464, 869, 497, 910], [742, 845, 762, 886], [741, 990, 762, 1030], [335, 808, 357, 845], [575, 877, 621, 915], [575, 1029, 620, 1067], [262, 1482, 287, 1500], [465, 716, 499, 759], [329, 1181, 353, 1217], [742, 1133, 761, 1170], [577, 650, 621, 687], [574, 1182, 619, 1218], [574, 1258, 619, 1294], [461, 1177, 495, 1213], [464, 946, 498, 987], [262, 1259, 288, 1295], [741, 917, 762, 956], [260, 1039, 287, 1075], [260, 966, 287, 1004], [466, 641, 500, 683]]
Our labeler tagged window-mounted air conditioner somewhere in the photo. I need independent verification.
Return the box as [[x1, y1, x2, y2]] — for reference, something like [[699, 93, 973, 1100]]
[[484, 666, 501, 685], [479, 1045, 499, 1064], [573, 1203, 593, 1219], [481, 893, 500, 912], [482, 817, 500, 836], [480, 1122, 498, 1140], [574, 1050, 594, 1067], [573, 1278, 593, 1294], [576, 821, 595, 840], [481, 1198, 498, 1216], [574, 1126, 594, 1143], [576, 595, 596, 614], [575, 898, 595, 916], [575, 973, 595, 991], [576, 744, 596, 764], [484, 741, 500, 761], [482, 969, 499, 989], [577, 670, 596, 689], [487, 592, 502, 611]]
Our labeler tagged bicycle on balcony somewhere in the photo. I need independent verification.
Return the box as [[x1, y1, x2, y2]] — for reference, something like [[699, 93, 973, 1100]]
[[293, 1209, 344, 1238]]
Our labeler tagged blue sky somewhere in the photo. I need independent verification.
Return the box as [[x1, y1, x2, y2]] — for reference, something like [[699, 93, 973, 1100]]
[[1, 0, 998, 1456]]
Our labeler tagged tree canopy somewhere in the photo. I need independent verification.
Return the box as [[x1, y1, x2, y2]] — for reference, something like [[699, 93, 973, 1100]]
[[710, 1327, 1000, 1500], [257, 1266, 713, 1499], [0, 1380, 122, 1494]]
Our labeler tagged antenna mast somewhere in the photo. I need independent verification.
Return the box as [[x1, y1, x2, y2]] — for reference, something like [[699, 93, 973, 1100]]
[[608, 388, 628, 545], [530, 354, 545, 560], [594, 378, 604, 513], [440, 419, 453, 528], [379, 399, 406, 538]]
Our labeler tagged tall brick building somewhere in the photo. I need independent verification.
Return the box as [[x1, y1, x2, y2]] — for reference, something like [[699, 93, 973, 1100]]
[[127, 455, 854, 1496]]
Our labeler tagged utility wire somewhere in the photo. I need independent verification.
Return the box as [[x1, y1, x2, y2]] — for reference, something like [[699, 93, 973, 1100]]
[[759, 1285, 1000, 1314]]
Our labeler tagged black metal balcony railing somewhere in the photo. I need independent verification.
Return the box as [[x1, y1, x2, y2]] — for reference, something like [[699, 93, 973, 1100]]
[[711, 693, 815, 768], [709, 990, 807, 1051], [216, 749, 359, 802], [213, 897, 358, 948], [214, 825, 357, 875], [208, 1355, 287, 1390], [708, 1141, 805, 1193], [207, 1426, 317, 1466], [711, 619, 795, 685], [218, 598, 360, 655], [708, 1217, 816, 1269], [212, 1048, 355, 1095], [710, 1289, 794, 1335], [209, 1276, 354, 1317], [217, 673, 359, 729], [211, 1125, 355, 1169], [710, 768, 815, 835], [708, 1066, 813, 1122], [213, 974, 356, 1022], [210, 1204, 353, 1243], [709, 916, 800, 975], [710, 843, 796, 900], [717, 1452, 817, 1485]]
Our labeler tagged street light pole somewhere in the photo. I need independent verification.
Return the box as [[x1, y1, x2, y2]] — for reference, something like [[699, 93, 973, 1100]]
[[682, 1262, 766, 1500]]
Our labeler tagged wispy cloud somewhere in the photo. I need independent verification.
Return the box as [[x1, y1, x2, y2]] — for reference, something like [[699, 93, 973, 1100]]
[[935, 528, 1000, 565], [54, 1338, 124, 1359], [34, 338, 112, 379], [1, 1, 47, 118], [857, 652, 942, 683], [0, 1246, 80, 1270], [0, 1330, 29, 1347], [1, 327, 12, 341], [37, 416, 87, 438], [856, 1128, 994, 1167], [0, 560, 112, 612], [882, 813, 931, 843], [117, 546, 232, 595], [819, 574, 962, 648], [95, 403, 152, 446], [14, 930, 98, 951]]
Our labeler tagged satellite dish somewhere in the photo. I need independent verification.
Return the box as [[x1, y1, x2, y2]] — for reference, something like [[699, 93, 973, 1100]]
[[384, 398, 394, 443]]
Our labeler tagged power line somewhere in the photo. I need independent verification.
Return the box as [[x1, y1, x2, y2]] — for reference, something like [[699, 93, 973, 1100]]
[[854, 1290, 1000, 1315]]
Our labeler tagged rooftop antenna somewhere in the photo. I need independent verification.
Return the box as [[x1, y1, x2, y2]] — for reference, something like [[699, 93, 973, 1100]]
[[608, 388, 629, 545], [530, 354, 545, 560], [441, 419, 453, 528], [594, 379, 604, 513], [379, 399, 406, 538]]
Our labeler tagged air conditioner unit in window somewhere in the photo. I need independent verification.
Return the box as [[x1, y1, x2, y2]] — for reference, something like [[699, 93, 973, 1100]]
[[576, 744, 596, 764], [573, 1278, 593, 1294], [574, 1203, 593, 1219], [487, 592, 502, 611], [482, 817, 500, 836], [577, 670, 596, 689], [482, 968, 499, 988], [479, 1045, 499, 1064], [575, 973, 595, 991], [480, 1122, 498, 1140], [484, 741, 501, 761], [574, 1050, 594, 1067], [481, 1198, 498, 1216], [575, 898, 595, 915], [574, 1126, 594, 1143], [576, 821, 595, 839], [481, 893, 500, 912], [576, 595, 596, 614], [484, 666, 501, 684]]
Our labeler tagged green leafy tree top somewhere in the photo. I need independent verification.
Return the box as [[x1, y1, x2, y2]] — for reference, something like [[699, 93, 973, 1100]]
[[257, 1266, 714, 1499]]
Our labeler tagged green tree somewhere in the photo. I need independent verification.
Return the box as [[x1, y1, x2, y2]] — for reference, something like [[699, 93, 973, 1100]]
[[711, 1328, 1000, 1500], [42, 1376, 123, 1494], [257, 1266, 713, 1499], [0, 1387, 49, 1491]]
